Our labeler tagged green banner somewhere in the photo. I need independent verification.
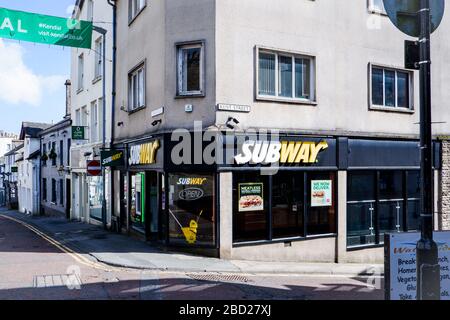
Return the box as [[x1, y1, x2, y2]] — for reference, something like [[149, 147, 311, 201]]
[[72, 126, 86, 140], [0, 7, 92, 48]]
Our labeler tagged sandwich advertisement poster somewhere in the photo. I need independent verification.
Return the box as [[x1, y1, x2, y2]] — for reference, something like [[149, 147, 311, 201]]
[[238, 183, 264, 212], [311, 180, 332, 207]]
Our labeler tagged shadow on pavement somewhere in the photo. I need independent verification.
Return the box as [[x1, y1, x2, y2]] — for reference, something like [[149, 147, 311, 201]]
[[0, 277, 384, 300]]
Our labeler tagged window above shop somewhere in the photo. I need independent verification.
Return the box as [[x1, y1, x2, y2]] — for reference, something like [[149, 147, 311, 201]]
[[256, 47, 316, 105], [176, 41, 205, 97], [128, 62, 146, 112], [129, 0, 146, 24], [369, 64, 414, 112]]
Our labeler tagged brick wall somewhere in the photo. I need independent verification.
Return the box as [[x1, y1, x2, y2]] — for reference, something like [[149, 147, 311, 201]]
[[439, 140, 450, 230]]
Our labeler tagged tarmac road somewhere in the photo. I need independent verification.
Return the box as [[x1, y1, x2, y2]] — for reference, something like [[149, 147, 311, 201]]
[[0, 214, 384, 300]]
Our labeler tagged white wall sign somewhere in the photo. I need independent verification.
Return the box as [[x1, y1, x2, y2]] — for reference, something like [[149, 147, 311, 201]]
[[217, 103, 251, 113], [386, 232, 450, 300]]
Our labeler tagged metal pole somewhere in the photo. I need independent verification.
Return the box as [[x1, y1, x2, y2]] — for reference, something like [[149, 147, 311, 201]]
[[416, 0, 440, 300], [101, 31, 107, 230]]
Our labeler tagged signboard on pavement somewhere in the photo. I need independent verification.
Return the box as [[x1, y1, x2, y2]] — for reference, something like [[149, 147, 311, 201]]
[[385, 232, 450, 300], [0, 7, 92, 48], [86, 160, 102, 177]]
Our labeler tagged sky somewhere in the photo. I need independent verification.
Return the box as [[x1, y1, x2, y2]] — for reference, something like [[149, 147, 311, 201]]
[[0, 0, 76, 135]]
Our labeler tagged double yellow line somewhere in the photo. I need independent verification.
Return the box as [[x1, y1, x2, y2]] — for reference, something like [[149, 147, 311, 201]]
[[0, 214, 117, 272]]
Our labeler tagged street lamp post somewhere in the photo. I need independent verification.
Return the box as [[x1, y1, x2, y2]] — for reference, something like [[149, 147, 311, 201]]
[[416, 0, 440, 300], [92, 25, 108, 230]]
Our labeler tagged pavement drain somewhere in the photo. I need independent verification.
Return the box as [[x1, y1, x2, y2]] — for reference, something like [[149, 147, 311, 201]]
[[33, 274, 82, 289], [186, 273, 253, 284]]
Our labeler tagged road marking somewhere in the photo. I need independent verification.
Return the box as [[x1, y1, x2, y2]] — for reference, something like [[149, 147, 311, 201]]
[[0, 214, 119, 272]]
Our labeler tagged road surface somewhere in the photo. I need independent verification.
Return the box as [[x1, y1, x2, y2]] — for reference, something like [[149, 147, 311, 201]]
[[0, 214, 383, 300]]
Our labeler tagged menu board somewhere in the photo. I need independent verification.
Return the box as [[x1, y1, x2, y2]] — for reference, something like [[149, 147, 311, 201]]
[[386, 232, 450, 300], [238, 183, 264, 212], [311, 180, 332, 207]]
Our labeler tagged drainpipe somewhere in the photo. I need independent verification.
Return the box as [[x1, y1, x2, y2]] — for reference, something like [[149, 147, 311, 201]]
[[108, 0, 117, 231], [92, 25, 108, 230]]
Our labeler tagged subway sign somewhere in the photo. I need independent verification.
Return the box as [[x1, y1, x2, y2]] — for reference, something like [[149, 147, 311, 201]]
[[101, 150, 125, 167], [235, 140, 329, 165], [129, 140, 160, 166]]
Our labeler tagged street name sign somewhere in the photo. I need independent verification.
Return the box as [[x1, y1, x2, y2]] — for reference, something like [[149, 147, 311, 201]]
[[0, 7, 92, 48], [385, 232, 450, 300], [383, 0, 445, 37]]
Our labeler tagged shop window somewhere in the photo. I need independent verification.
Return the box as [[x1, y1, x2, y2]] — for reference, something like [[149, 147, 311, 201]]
[[272, 172, 304, 238], [233, 173, 269, 242], [233, 171, 336, 244], [378, 171, 404, 241], [307, 172, 336, 235], [347, 170, 421, 249], [407, 171, 420, 231], [347, 172, 377, 247], [89, 176, 103, 220], [130, 172, 145, 233], [168, 173, 215, 246]]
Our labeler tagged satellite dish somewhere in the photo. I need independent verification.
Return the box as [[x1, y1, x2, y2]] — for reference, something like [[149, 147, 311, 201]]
[[383, 0, 445, 37]]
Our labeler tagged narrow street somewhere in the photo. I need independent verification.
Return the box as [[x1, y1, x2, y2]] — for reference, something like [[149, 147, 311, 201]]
[[0, 214, 383, 300]]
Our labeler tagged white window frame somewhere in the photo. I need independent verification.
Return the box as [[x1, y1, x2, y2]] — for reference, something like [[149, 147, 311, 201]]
[[369, 63, 414, 112], [129, 0, 147, 23], [94, 37, 103, 80], [255, 46, 316, 104], [128, 62, 146, 112], [176, 41, 205, 97], [368, 0, 387, 15], [77, 53, 84, 92]]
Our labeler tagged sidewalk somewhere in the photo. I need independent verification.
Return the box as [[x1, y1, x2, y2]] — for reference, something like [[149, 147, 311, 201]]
[[0, 208, 384, 276]]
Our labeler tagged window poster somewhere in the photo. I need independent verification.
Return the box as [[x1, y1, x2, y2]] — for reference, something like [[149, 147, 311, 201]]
[[311, 180, 332, 207], [168, 174, 215, 246], [238, 183, 264, 212]]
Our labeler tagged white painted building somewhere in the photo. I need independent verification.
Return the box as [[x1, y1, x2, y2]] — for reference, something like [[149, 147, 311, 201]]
[[16, 122, 51, 215], [70, 0, 113, 225], [0, 131, 19, 206]]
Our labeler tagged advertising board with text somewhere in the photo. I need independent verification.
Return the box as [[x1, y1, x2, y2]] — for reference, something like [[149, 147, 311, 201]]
[[385, 231, 450, 300], [238, 183, 264, 212], [311, 180, 332, 207], [0, 7, 92, 48]]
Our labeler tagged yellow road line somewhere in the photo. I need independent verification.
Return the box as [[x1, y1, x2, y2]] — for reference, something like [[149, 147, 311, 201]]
[[0, 214, 118, 272]]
